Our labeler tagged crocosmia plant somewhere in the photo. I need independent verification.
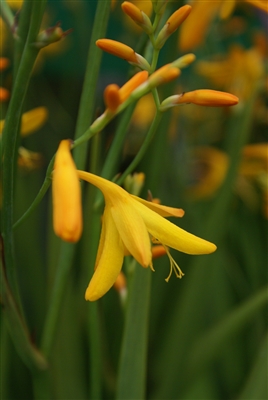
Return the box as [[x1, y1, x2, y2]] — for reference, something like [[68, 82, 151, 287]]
[[1, 1, 267, 399]]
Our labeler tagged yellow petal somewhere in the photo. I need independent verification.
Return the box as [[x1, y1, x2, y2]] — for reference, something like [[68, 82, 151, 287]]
[[131, 195, 185, 217], [110, 198, 152, 267], [85, 207, 125, 301], [133, 200, 217, 255]]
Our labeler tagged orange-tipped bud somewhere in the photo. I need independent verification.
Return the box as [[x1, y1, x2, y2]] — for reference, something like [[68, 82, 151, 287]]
[[0, 57, 10, 71], [104, 84, 121, 112], [0, 87, 10, 102], [96, 39, 137, 62], [166, 5, 192, 34], [121, 2, 153, 34], [176, 90, 239, 106], [119, 70, 149, 103], [155, 5, 191, 48], [96, 39, 150, 70], [160, 90, 239, 110], [152, 245, 167, 259], [52, 140, 82, 242], [148, 64, 180, 87]]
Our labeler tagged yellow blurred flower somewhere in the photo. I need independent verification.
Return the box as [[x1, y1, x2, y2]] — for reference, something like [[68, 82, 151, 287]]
[[196, 45, 264, 102], [77, 170, 216, 301], [187, 147, 229, 200], [52, 140, 83, 243], [17, 147, 43, 170], [179, 0, 268, 51], [188, 143, 268, 218], [0, 107, 48, 136]]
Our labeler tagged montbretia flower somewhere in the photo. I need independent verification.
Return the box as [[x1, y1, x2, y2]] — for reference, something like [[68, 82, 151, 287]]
[[77, 171, 217, 301], [52, 140, 82, 243]]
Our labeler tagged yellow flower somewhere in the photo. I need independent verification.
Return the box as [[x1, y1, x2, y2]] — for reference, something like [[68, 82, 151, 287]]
[[77, 171, 217, 301], [52, 140, 82, 243], [187, 147, 229, 200], [0, 107, 48, 136], [196, 45, 264, 101], [179, 0, 268, 51]]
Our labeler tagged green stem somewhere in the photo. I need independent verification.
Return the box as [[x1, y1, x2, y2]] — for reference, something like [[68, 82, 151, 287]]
[[0, 250, 48, 371], [185, 286, 268, 380], [116, 111, 163, 186], [13, 157, 54, 229], [0, 0, 14, 29], [116, 263, 151, 400], [1, 0, 46, 309]]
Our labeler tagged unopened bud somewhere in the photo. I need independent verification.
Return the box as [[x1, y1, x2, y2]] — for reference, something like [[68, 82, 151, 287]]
[[104, 84, 121, 112], [52, 140, 82, 242], [96, 39, 150, 71], [34, 23, 72, 49], [155, 5, 192, 49], [121, 2, 153, 34], [160, 89, 239, 111]]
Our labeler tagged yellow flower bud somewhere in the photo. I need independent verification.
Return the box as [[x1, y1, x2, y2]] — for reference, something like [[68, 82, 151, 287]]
[[52, 140, 82, 242]]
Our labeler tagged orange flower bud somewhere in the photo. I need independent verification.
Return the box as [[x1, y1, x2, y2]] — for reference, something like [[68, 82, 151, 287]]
[[175, 90, 239, 106], [96, 39, 138, 63], [166, 5, 192, 35], [122, 2, 144, 25], [96, 39, 150, 70], [104, 84, 121, 111], [121, 2, 153, 34], [119, 70, 148, 102], [0, 87, 10, 102], [152, 245, 167, 259], [155, 5, 191, 48], [0, 57, 10, 71], [52, 140, 82, 242]]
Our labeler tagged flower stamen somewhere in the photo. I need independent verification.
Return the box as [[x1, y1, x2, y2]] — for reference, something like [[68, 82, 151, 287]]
[[163, 244, 184, 282]]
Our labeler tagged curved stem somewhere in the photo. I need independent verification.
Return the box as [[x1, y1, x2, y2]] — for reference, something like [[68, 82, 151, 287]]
[[116, 111, 163, 186], [13, 157, 54, 229]]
